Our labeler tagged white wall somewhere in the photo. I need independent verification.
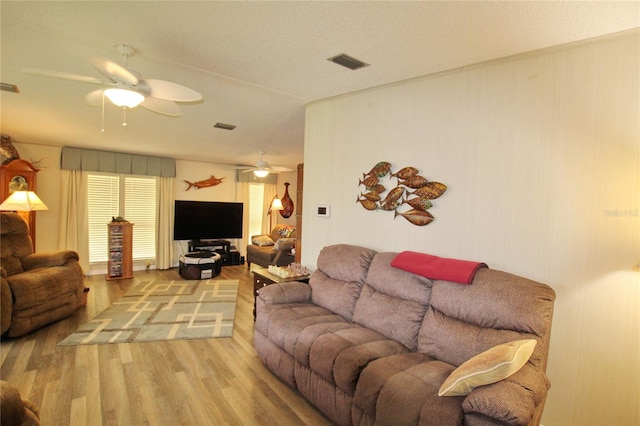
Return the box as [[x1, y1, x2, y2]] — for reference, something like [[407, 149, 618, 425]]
[[302, 30, 639, 426]]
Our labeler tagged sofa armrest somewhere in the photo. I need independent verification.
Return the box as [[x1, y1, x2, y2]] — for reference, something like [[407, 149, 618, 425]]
[[21, 250, 80, 271], [257, 281, 311, 305], [461, 364, 550, 425]]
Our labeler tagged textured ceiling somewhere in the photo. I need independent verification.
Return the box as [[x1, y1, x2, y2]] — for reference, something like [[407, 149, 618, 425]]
[[1, 1, 638, 169]]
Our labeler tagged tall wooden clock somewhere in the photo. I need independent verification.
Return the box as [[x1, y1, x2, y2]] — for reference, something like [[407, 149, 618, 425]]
[[0, 159, 40, 247]]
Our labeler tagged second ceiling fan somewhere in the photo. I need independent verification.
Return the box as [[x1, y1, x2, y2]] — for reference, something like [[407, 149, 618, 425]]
[[235, 151, 294, 177]]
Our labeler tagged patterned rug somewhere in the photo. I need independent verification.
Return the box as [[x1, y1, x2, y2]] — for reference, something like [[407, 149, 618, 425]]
[[59, 279, 238, 345]]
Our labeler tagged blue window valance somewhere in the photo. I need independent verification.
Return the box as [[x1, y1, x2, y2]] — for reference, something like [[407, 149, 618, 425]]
[[60, 147, 176, 178]]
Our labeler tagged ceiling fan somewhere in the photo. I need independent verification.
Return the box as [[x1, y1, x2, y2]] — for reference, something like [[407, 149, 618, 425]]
[[235, 151, 293, 177], [22, 44, 202, 118]]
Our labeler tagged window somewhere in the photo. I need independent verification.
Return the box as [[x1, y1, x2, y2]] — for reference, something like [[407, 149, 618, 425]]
[[248, 183, 264, 237], [87, 174, 157, 263]]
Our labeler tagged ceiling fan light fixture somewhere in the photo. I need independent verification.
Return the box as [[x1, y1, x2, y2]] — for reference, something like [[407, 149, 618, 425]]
[[104, 88, 144, 108], [253, 169, 269, 178]]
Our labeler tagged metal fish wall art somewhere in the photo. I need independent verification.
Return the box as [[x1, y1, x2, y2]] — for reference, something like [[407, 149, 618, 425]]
[[390, 166, 419, 180], [402, 196, 433, 211], [365, 161, 392, 178], [184, 175, 225, 191], [398, 175, 429, 189], [356, 196, 378, 211], [358, 175, 379, 188], [407, 182, 447, 199], [394, 209, 434, 226], [356, 161, 447, 226], [360, 192, 381, 202]]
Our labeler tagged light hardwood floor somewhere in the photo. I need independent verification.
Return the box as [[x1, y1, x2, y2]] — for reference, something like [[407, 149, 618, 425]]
[[0, 265, 334, 426]]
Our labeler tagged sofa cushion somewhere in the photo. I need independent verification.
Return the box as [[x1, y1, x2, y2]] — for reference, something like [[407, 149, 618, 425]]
[[353, 354, 464, 426], [418, 268, 555, 370], [438, 339, 537, 396], [310, 244, 376, 321], [353, 252, 432, 350], [252, 235, 275, 246], [294, 323, 410, 396]]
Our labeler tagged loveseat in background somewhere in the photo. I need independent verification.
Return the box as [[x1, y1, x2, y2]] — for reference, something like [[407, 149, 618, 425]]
[[254, 244, 556, 425], [246, 224, 296, 268]]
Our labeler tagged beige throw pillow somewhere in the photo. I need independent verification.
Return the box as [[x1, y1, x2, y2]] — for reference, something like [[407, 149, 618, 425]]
[[252, 235, 275, 247], [438, 339, 537, 397]]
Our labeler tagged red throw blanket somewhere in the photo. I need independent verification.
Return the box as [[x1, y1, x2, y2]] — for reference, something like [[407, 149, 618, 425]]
[[391, 251, 487, 284]]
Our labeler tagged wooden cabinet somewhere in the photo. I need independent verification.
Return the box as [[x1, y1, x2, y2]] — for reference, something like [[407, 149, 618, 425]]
[[107, 222, 134, 280], [295, 163, 303, 263], [0, 159, 40, 248]]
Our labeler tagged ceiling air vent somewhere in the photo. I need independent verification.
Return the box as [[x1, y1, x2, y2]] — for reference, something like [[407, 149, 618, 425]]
[[213, 122, 236, 131], [327, 53, 369, 71]]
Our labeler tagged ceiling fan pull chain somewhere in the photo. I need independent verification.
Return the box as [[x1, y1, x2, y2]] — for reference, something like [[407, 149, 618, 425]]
[[122, 108, 128, 127], [100, 91, 105, 133]]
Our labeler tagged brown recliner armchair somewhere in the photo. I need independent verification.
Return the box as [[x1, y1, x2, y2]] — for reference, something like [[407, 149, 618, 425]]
[[1, 212, 85, 337]]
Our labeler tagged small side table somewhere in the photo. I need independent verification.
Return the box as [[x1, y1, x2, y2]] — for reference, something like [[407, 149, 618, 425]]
[[253, 267, 310, 320]]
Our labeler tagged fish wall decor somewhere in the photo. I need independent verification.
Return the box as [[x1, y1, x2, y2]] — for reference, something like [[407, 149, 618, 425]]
[[357, 161, 447, 226], [184, 175, 225, 191]]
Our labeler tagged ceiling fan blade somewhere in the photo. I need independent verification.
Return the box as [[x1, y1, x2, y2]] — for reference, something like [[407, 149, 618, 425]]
[[140, 97, 182, 117], [90, 56, 139, 85], [268, 166, 295, 173], [22, 68, 106, 85], [145, 79, 202, 102], [85, 89, 104, 106]]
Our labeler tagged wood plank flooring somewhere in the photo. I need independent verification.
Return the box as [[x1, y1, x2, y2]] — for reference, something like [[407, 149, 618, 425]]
[[1, 266, 334, 426]]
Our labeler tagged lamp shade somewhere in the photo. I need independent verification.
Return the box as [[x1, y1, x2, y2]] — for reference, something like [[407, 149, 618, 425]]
[[104, 88, 145, 108], [271, 197, 284, 211], [253, 169, 269, 178], [0, 191, 49, 211]]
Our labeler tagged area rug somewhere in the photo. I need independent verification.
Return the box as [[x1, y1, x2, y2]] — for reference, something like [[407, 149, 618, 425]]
[[59, 279, 238, 346]]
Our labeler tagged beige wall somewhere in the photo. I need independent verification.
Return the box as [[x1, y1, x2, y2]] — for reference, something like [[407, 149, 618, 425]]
[[301, 30, 639, 425], [9, 142, 299, 267]]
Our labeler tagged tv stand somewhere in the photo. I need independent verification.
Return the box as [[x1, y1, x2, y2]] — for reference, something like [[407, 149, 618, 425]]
[[188, 239, 231, 254]]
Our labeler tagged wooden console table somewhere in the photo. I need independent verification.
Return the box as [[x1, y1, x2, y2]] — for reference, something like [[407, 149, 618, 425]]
[[252, 267, 310, 320]]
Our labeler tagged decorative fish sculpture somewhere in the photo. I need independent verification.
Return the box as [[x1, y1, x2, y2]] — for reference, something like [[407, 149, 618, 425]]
[[407, 182, 447, 199], [356, 196, 378, 211], [367, 184, 386, 194], [360, 192, 381, 202], [398, 175, 429, 189], [391, 166, 419, 180], [394, 208, 435, 226], [402, 196, 433, 211], [380, 186, 404, 205], [364, 161, 392, 178], [184, 175, 225, 191], [358, 175, 379, 188], [379, 199, 402, 211]]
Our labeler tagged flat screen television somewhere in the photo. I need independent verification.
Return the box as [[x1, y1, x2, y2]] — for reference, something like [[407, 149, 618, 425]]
[[173, 200, 243, 241]]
